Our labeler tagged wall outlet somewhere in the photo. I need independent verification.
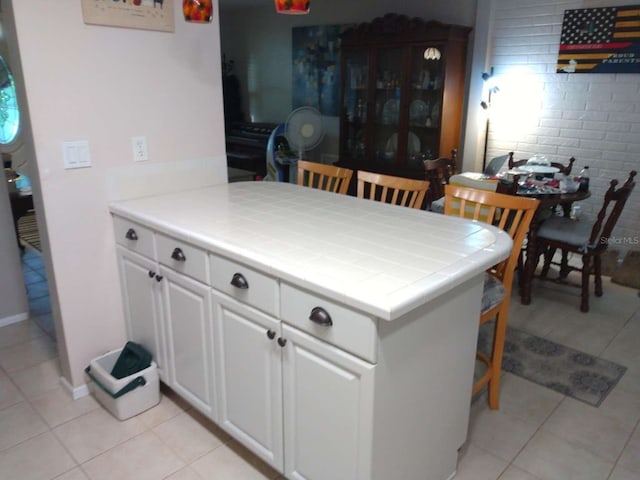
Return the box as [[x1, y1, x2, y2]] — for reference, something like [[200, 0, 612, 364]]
[[132, 136, 148, 162]]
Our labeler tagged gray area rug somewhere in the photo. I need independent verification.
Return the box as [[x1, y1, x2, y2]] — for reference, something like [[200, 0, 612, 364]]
[[478, 324, 627, 407]]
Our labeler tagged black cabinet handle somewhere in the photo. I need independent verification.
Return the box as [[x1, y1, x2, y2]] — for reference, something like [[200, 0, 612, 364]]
[[171, 247, 186, 262], [230, 273, 249, 289], [148, 271, 156, 279], [277, 337, 287, 347], [309, 306, 333, 326], [125, 228, 138, 241], [155, 275, 163, 282], [266, 329, 276, 340]]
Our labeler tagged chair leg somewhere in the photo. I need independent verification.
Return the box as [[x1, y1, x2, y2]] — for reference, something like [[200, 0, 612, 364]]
[[594, 254, 603, 297], [488, 303, 510, 409], [541, 245, 555, 278], [559, 249, 571, 278], [581, 255, 591, 312]]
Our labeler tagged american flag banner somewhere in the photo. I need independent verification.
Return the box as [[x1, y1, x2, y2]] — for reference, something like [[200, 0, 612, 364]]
[[557, 5, 640, 73]]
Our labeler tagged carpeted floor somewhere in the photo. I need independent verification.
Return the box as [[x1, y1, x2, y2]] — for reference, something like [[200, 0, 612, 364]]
[[17, 212, 41, 251], [478, 324, 627, 407]]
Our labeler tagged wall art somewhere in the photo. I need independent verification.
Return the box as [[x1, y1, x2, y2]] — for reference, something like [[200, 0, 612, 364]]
[[557, 5, 640, 73], [292, 24, 353, 116], [81, 0, 175, 32]]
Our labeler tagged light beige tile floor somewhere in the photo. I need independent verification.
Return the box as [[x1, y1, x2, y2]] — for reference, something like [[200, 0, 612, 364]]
[[1, 248, 639, 480]]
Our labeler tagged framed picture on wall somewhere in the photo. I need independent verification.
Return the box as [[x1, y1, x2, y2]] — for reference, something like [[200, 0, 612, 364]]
[[557, 5, 640, 74], [81, 0, 174, 33], [292, 24, 354, 116]]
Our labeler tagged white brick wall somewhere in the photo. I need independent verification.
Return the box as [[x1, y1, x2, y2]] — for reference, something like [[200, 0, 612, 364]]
[[487, 0, 640, 256]]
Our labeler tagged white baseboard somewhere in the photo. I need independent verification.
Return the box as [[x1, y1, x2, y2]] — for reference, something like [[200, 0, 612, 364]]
[[60, 375, 90, 400], [0, 312, 29, 328]]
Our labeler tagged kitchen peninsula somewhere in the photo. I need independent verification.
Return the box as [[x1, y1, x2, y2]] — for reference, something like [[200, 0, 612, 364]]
[[109, 181, 512, 480]]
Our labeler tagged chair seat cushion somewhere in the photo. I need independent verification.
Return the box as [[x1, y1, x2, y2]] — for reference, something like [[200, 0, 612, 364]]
[[430, 197, 445, 213], [537, 216, 593, 250], [482, 271, 506, 314]]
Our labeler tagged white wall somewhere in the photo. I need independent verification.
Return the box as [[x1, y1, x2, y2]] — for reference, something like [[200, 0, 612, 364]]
[[9, 0, 227, 390], [219, 0, 477, 164], [487, 0, 640, 254], [0, 9, 28, 326]]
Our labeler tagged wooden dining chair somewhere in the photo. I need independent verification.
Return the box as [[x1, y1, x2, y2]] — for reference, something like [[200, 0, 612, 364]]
[[444, 184, 539, 409], [508, 154, 576, 176], [297, 160, 353, 195], [423, 149, 457, 209], [357, 170, 430, 209], [535, 170, 636, 312]]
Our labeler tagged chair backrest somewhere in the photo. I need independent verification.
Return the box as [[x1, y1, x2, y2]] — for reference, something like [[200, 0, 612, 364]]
[[297, 160, 353, 194], [357, 170, 430, 209], [444, 184, 539, 285], [508, 155, 576, 176], [589, 170, 636, 251], [423, 149, 457, 202]]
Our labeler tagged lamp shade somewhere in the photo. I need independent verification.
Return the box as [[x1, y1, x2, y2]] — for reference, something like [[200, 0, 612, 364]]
[[275, 0, 310, 14], [423, 47, 442, 60], [183, 0, 213, 23]]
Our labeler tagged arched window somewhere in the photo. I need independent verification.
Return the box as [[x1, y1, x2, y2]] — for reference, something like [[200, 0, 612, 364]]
[[0, 56, 20, 145]]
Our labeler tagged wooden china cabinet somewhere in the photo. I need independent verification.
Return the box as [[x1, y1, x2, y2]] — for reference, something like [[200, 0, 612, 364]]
[[338, 14, 470, 180]]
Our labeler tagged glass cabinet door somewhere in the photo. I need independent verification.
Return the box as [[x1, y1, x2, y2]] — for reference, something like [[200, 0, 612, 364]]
[[373, 47, 404, 169], [342, 50, 369, 161], [408, 45, 444, 164]]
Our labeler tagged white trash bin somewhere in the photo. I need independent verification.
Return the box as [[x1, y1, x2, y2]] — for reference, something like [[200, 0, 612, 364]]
[[85, 348, 160, 420]]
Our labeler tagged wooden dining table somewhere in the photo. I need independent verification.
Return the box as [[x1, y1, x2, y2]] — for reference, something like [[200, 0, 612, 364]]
[[518, 189, 591, 305]]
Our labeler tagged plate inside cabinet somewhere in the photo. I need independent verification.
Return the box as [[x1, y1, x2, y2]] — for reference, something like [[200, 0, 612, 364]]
[[385, 132, 421, 155], [381, 99, 400, 125], [409, 99, 429, 124]]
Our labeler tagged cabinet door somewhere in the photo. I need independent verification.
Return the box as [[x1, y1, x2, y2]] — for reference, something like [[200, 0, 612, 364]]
[[373, 46, 406, 170], [212, 291, 283, 470], [161, 266, 216, 419], [116, 246, 166, 380], [341, 49, 370, 163], [282, 325, 375, 480], [409, 44, 445, 162]]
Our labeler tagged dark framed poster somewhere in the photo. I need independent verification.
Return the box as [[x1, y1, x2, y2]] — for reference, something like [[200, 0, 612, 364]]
[[557, 5, 640, 73]]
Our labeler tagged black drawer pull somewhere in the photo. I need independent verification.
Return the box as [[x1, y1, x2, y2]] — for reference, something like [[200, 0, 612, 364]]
[[155, 275, 163, 282], [277, 337, 287, 347], [266, 329, 276, 340], [231, 273, 249, 289], [148, 271, 156, 279], [309, 306, 333, 326], [125, 228, 138, 241], [171, 247, 186, 262]]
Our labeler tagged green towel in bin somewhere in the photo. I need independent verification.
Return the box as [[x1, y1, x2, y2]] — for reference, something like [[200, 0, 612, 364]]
[[110, 341, 152, 379]]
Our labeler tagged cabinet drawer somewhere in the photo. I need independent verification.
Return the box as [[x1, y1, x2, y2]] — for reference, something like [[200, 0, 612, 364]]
[[156, 233, 209, 284], [210, 255, 279, 317], [113, 216, 156, 259], [281, 283, 378, 363]]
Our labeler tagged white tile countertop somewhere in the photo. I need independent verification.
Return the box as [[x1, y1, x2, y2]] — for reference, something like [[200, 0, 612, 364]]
[[109, 181, 512, 320]]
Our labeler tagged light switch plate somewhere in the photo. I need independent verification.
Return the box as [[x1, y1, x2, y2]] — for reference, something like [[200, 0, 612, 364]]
[[63, 141, 91, 169]]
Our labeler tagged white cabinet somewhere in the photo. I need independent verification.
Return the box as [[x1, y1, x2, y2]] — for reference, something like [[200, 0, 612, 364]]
[[113, 217, 216, 420], [162, 266, 215, 418], [112, 196, 489, 480], [115, 246, 167, 380], [282, 324, 375, 480], [212, 290, 284, 469], [211, 257, 376, 479]]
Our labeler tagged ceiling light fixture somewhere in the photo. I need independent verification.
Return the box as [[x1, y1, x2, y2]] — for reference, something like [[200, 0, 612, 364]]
[[275, 0, 311, 14]]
